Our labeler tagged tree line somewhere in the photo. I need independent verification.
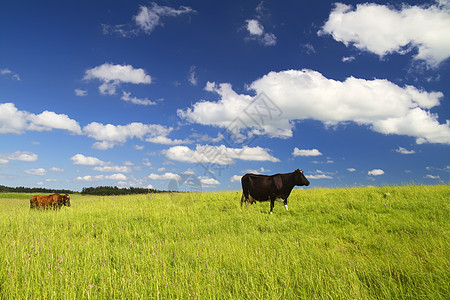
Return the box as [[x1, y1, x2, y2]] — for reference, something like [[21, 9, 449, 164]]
[[0, 185, 171, 196], [0, 185, 73, 194], [81, 186, 170, 196]]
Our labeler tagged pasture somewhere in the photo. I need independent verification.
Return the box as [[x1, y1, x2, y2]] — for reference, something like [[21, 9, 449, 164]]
[[0, 185, 448, 299]]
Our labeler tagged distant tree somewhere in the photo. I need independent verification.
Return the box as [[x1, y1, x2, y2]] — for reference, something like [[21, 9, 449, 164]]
[[80, 186, 165, 196], [0, 185, 74, 194]]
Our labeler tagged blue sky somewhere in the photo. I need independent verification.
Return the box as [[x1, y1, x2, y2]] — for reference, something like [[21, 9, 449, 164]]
[[1, 0, 449, 192]]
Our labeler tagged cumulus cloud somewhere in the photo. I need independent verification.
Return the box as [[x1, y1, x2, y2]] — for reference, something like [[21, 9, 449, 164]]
[[347, 168, 356, 172], [103, 3, 195, 37], [293, 148, 322, 157], [84, 63, 151, 95], [0, 103, 82, 135], [307, 170, 333, 179], [93, 165, 132, 173], [200, 177, 220, 186], [24, 168, 47, 176], [148, 172, 181, 181], [27, 111, 83, 134], [146, 135, 191, 145], [75, 173, 127, 182], [178, 69, 449, 145], [0, 151, 38, 164], [70, 154, 107, 166], [83, 122, 174, 150], [75, 89, 87, 96], [121, 91, 156, 106], [368, 169, 385, 176], [230, 175, 242, 182], [395, 147, 416, 154], [245, 19, 277, 46], [164, 144, 279, 165], [319, 2, 450, 67]]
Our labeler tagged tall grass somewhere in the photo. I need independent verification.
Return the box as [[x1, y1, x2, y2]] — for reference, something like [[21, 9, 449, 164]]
[[0, 185, 448, 299]]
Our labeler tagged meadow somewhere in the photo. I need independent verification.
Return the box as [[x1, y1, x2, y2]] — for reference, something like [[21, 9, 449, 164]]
[[0, 185, 448, 299]]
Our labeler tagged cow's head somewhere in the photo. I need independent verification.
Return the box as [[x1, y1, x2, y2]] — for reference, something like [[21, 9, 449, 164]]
[[294, 169, 310, 186], [63, 194, 71, 207]]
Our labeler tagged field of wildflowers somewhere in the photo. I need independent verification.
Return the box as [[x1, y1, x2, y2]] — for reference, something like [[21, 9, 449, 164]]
[[0, 185, 448, 299]]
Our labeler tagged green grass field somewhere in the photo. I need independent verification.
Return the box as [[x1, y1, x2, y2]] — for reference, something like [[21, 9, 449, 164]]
[[0, 185, 448, 299]]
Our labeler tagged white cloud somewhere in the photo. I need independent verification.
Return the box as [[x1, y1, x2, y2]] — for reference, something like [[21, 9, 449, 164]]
[[24, 168, 47, 176], [75, 89, 88, 96], [243, 167, 270, 174], [1, 68, 20, 81], [134, 3, 195, 34], [163, 144, 279, 165], [143, 158, 152, 167], [0, 103, 82, 135], [200, 177, 220, 186], [230, 175, 242, 182], [302, 43, 316, 54], [93, 165, 132, 173], [49, 167, 64, 173], [368, 169, 384, 176], [83, 121, 172, 149], [395, 147, 416, 154], [0, 103, 27, 134], [247, 19, 264, 35], [307, 170, 333, 179], [145, 135, 191, 145], [121, 91, 156, 106], [178, 69, 449, 145], [188, 65, 198, 86], [103, 3, 195, 37], [70, 154, 107, 166], [75, 173, 127, 182], [148, 172, 181, 181], [293, 148, 322, 157], [245, 19, 277, 46], [27, 110, 83, 134], [0, 151, 38, 165], [320, 3, 450, 67], [425, 174, 440, 179], [84, 63, 151, 95], [342, 56, 355, 62], [347, 168, 356, 172]]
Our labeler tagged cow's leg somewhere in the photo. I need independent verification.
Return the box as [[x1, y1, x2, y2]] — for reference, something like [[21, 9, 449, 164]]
[[270, 199, 275, 214], [241, 193, 250, 208], [240, 193, 245, 207], [284, 198, 288, 210]]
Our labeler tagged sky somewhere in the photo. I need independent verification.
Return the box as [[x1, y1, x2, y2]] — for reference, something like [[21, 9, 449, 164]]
[[1, 0, 449, 192]]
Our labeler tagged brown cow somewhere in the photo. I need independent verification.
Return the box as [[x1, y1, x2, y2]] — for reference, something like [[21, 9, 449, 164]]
[[30, 193, 71, 209]]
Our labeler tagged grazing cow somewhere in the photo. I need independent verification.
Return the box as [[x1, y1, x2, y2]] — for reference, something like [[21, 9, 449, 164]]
[[241, 169, 310, 213], [58, 194, 71, 207], [30, 193, 71, 209]]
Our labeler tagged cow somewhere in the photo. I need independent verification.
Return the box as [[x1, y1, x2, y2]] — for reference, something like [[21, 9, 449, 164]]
[[240, 169, 310, 214], [30, 193, 71, 209], [58, 193, 71, 207]]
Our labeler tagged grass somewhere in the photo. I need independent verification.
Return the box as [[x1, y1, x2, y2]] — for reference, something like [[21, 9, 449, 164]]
[[0, 185, 448, 299]]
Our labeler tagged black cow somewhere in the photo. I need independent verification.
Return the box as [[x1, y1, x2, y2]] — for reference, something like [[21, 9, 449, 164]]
[[240, 169, 310, 213]]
